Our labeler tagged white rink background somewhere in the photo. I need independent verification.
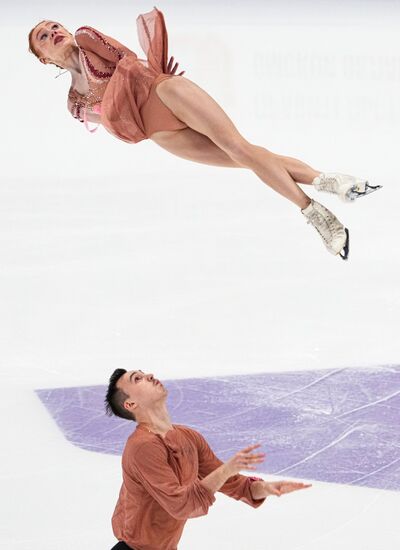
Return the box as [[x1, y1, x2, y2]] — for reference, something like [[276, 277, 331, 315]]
[[1, 1, 400, 548]]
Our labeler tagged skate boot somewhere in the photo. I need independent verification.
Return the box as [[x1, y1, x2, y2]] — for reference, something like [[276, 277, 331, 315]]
[[302, 199, 349, 260], [312, 173, 382, 202]]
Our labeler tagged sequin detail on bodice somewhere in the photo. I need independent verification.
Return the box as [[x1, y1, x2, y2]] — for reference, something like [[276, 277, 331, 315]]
[[68, 83, 105, 122]]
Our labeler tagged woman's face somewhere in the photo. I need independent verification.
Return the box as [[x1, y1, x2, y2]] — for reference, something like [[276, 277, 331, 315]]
[[31, 21, 74, 67]]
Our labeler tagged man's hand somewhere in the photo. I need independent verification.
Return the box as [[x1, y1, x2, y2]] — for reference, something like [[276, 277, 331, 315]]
[[251, 479, 312, 500], [224, 444, 266, 477], [166, 55, 185, 76]]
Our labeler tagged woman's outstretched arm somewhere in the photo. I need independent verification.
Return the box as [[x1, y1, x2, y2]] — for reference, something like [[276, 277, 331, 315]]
[[75, 26, 133, 65]]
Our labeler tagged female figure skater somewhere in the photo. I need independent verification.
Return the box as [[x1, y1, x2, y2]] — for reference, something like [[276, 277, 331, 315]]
[[28, 7, 380, 260]]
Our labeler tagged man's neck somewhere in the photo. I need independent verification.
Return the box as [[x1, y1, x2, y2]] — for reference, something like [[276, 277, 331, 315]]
[[137, 403, 173, 437]]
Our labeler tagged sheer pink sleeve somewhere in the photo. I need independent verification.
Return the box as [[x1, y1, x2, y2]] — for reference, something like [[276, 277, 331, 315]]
[[75, 26, 133, 65], [136, 7, 169, 74]]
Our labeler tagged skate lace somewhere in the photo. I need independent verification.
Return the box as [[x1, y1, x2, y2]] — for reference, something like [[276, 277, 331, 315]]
[[319, 175, 337, 193], [307, 209, 341, 243]]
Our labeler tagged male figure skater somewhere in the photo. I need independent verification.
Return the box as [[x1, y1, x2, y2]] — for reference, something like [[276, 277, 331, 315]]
[[105, 369, 311, 550]]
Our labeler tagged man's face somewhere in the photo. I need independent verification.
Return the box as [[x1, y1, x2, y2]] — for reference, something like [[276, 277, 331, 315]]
[[117, 370, 167, 415]]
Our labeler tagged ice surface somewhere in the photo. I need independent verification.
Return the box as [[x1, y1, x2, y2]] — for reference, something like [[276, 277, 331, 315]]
[[37, 365, 400, 491]]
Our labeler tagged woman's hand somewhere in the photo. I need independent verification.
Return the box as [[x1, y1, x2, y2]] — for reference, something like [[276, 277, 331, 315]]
[[167, 55, 185, 76], [224, 444, 266, 477]]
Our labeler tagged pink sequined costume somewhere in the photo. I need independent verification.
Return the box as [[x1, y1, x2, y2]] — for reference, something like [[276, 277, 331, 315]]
[[68, 7, 187, 143]]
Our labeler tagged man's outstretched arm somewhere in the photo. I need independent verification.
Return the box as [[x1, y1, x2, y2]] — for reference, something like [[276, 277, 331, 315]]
[[198, 443, 266, 497], [129, 436, 265, 520], [194, 430, 311, 505]]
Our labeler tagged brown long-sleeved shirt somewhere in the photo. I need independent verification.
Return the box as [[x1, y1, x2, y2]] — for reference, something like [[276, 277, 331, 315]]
[[112, 424, 265, 550]]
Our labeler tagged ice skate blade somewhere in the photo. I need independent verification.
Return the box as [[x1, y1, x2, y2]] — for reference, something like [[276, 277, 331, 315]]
[[338, 228, 350, 261], [346, 183, 382, 201]]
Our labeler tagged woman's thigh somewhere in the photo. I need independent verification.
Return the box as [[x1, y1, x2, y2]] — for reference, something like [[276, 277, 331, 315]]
[[150, 127, 242, 168], [154, 77, 248, 153]]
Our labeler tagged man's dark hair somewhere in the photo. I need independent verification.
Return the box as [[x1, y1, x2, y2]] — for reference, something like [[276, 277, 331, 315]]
[[105, 369, 135, 421]]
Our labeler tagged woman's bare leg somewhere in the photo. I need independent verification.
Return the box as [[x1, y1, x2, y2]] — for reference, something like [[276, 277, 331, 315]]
[[150, 130, 320, 187], [150, 127, 242, 168], [155, 77, 314, 209], [277, 155, 320, 185]]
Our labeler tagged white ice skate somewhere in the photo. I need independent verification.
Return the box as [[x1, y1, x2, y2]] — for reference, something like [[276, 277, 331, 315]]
[[302, 199, 349, 260], [312, 173, 382, 202]]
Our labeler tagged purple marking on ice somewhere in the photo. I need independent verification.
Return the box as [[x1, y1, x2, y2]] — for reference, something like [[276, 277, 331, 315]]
[[36, 366, 400, 491]]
